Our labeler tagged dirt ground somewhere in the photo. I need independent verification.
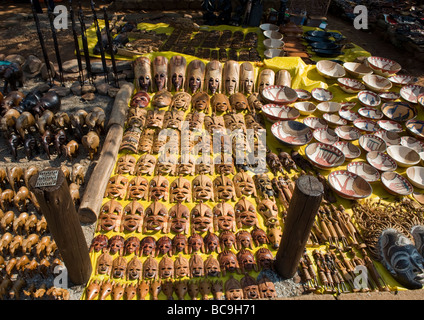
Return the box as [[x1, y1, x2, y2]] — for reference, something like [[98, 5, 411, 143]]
[[1, 0, 424, 301]]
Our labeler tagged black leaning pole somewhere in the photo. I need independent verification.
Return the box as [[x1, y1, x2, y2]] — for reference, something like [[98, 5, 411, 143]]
[[78, 0, 94, 84], [90, 0, 109, 84], [46, 3, 65, 86], [103, 7, 119, 88], [69, 0, 85, 85]]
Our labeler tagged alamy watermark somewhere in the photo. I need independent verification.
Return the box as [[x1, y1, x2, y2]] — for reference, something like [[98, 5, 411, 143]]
[[353, 5, 368, 30]]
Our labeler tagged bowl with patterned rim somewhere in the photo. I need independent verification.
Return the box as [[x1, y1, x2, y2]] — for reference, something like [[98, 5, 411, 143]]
[[293, 101, 316, 116], [400, 85, 424, 104], [316, 60, 346, 79], [353, 118, 378, 133], [346, 161, 381, 183], [366, 56, 402, 77], [303, 117, 328, 130], [313, 127, 339, 144], [406, 166, 424, 189], [327, 170, 372, 200], [420, 152, 424, 166], [305, 142, 345, 170], [366, 151, 397, 172], [343, 62, 373, 78], [362, 74, 393, 93], [379, 91, 400, 102], [261, 85, 298, 105], [337, 77, 366, 93], [418, 93, 424, 108], [294, 89, 312, 101], [358, 107, 384, 120], [374, 130, 401, 146], [406, 119, 424, 140], [338, 108, 359, 122], [261, 104, 300, 122], [388, 74, 417, 87], [380, 101, 417, 122], [271, 120, 313, 146], [358, 134, 387, 153], [334, 141, 361, 159], [322, 113, 348, 128], [386, 145, 421, 168], [334, 125, 361, 141], [381, 171, 413, 196], [311, 88, 333, 102], [316, 101, 341, 114], [340, 101, 357, 110], [357, 90, 381, 108], [400, 136, 424, 153], [377, 120, 403, 132]]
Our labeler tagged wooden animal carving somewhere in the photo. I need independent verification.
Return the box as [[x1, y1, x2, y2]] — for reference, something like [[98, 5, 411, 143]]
[[15, 111, 35, 140], [82, 130, 100, 160]]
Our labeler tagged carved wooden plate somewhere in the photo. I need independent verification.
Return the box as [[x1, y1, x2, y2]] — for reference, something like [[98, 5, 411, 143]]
[[313, 127, 339, 144], [381, 102, 417, 122], [334, 125, 361, 141], [346, 161, 380, 183], [358, 134, 387, 153], [400, 85, 424, 104], [357, 90, 381, 108], [328, 170, 372, 200], [305, 142, 345, 170], [367, 56, 401, 77], [366, 151, 397, 172], [381, 171, 413, 196], [386, 145, 420, 168], [271, 120, 313, 146], [261, 85, 298, 105], [334, 141, 361, 159], [303, 117, 328, 130]]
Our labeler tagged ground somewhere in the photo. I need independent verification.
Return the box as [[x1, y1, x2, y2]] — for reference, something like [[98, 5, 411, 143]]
[[1, 0, 424, 301]]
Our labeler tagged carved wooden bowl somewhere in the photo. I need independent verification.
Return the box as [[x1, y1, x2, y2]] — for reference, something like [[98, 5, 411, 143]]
[[366, 151, 397, 172], [264, 30, 283, 40], [357, 90, 381, 108], [406, 119, 424, 140], [386, 145, 420, 168], [295, 89, 311, 101], [362, 74, 392, 93], [293, 101, 316, 116], [262, 85, 298, 105], [337, 78, 366, 93], [263, 39, 285, 50], [400, 85, 424, 104], [343, 62, 373, 78], [305, 142, 345, 170], [316, 101, 341, 114], [374, 130, 401, 146], [347, 161, 381, 183], [381, 102, 417, 122], [388, 74, 417, 87], [271, 120, 313, 146], [338, 108, 359, 122], [400, 136, 424, 153], [311, 88, 333, 102], [353, 118, 378, 133], [334, 125, 361, 141], [316, 60, 346, 79], [367, 56, 401, 77], [313, 127, 339, 144], [340, 101, 357, 110], [328, 170, 372, 200], [359, 134, 387, 153], [381, 171, 413, 196], [358, 107, 384, 120], [379, 91, 400, 102], [334, 141, 361, 159], [303, 117, 328, 130], [261, 104, 300, 122], [260, 23, 279, 31], [377, 120, 403, 132], [406, 166, 424, 189]]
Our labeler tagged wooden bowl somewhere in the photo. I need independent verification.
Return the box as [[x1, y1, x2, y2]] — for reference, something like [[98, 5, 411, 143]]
[[261, 85, 298, 105], [406, 119, 424, 140], [340, 101, 357, 110], [347, 161, 381, 183], [328, 170, 372, 200], [339, 107, 359, 122], [400, 136, 424, 153], [362, 74, 392, 93], [381, 102, 417, 122], [294, 89, 311, 101], [374, 130, 401, 146], [379, 91, 400, 102], [334, 141, 361, 159], [353, 118, 378, 133], [406, 166, 424, 189], [367, 56, 401, 77], [343, 62, 373, 78], [271, 120, 313, 146], [359, 134, 387, 153], [337, 78, 366, 93], [323, 113, 347, 128], [400, 85, 424, 104], [316, 101, 341, 114], [377, 119, 403, 132], [357, 90, 381, 107], [264, 30, 284, 40], [316, 60, 346, 79], [335, 125, 361, 141], [313, 127, 339, 144], [311, 88, 333, 102], [263, 39, 284, 50], [303, 117, 328, 130], [260, 23, 279, 31], [293, 101, 316, 116], [262, 104, 300, 122], [418, 93, 424, 108], [358, 107, 384, 120], [388, 74, 417, 87], [381, 171, 413, 196], [386, 145, 420, 168], [305, 142, 345, 170], [366, 151, 397, 172]]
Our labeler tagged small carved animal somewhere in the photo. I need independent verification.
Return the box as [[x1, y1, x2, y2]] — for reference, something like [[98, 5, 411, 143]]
[[62, 140, 79, 161], [54, 129, 67, 156], [1, 108, 20, 134], [15, 111, 35, 140], [9, 235, 23, 256], [36, 236, 51, 257], [8, 132, 22, 161], [82, 130, 100, 160], [0, 61, 23, 94], [99, 280, 113, 300], [6, 258, 17, 275], [22, 233, 39, 254], [70, 109, 87, 140], [0, 232, 13, 252], [12, 211, 29, 233], [0, 168, 7, 188], [0, 210, 14, 230], [72, 163, 85, 185], [85, 107, 105, 135], [112, 282, 125, 300], [69, 183, 80, 206], [24, 134, 39, 160], [24, 214, 38, 233], [61, 165, 71, 183], [86, 280, 101, 300], [9, 279, 26, 300], [53, 111, 72, 133], [13, 186, 30, 210], [33, 283, 47, 299], [137, 280, 150, 300], [150, 279, 162, 300], [36, 216, 48, 234], [0, 278, 12, 300], [7, 166, 24, 191], [46, 287, 70, 300], [16, 255, 31, 271], [41, 129, 53, 159], [36, 109, 54, 135]]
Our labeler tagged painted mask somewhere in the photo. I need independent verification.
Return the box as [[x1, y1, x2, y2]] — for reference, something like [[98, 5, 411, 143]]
[[186, 60, 205, 94], [130, 92, 150, 108], [254, 174, 276, 199], [90, 234, 109, 253]]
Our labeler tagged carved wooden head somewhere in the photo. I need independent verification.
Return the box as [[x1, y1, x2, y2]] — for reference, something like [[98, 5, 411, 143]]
[[130, 92, 151, 108], [105, 175, 128, 200], [168, 203, 190, 234], [189, 253, 204, 277], [204, 255, 221, 277], [229, 92, 248, 111], [191, 203, 214, 234], [143, 201, 168, 233], [146, 108, 165, 128], [108, 235, 125, 255], [204, 115, 225, 136], [153, 56, 168, 91], [115, 154, 137, 175], [223, 60, 240, 95], [186, 60, 205, 94], [134, 57, 152, 92], [235, 197, 259, 229], [205, 60, 222, 95], [233, 171, 257, 198], [192, 175, 214, 202], [170, 92, 191, 111], [159, 255, 174, 279], [135, 154, 157, 176], [172, 234, 188, 255], [126, 256, 143, 281], [121, 200, 144, 233], [188, 233, 204, 254], [211, 93, 231, 113], [96, 252, 113, 276], [112, 256, 127, 279], [143, 256, 158, 280], [170, 176, 191, 203], [148, 175, 169, 201], [240, 62, 255, 94], [124, 236, 140, 256], [174, 254, 190, 278], [191, 91, 210, 113], [169, 55, 187, 92], [164, 109, 185, 130], [241, 273, 260, 299], [213, 202, 236, 232], [151, 90, 172, 109], [258, 276, 277, 298], [98, 199, 123, 232], [213, 174, 236, 202], [258, 68, 275, 94], [140, 236, 156, 257], [126, 176, 149, 201], [237, 248, 258, 273]]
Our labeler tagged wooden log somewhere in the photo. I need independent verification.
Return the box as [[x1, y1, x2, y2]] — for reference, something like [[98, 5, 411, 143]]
[[274, 175, 324, 279], [29, 168, 92, 285], [107, 82, 134, 130]]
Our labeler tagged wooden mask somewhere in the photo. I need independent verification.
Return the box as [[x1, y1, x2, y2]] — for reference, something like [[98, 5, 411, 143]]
[[258, 68, 275, 94], [156, 153, 178, 176], [96, 252, 113, 276], [126, 256, 143, 281], [240, 62, 255, 94], [169, 176, 192, 203], [275, 69, 292, 87], [108, 235, 125, 255], [225, 276, 243, 300], [153, 56, 169, 91], [146, 108, 165, 128], [151, 90, 172, 108], [167, 203, 190, 234], [204, 255, 221, 277], [192, 174, 214, 202], [115, 154, 137, 175], [130, 92, 151, 108], [213, 202, 236, 232], [189, 253, 204, 278], [234, 197, 259, 229], [133, 57, 152, 92], [143, 200, 168, 233], [233, 171, 257, 198], [124, 236, 140, 256], [104, 176, 128, 200], [174, 253, 190, 278], [205, 60, 222, 95], [170, 92, 191, 112], [213, 174, 236, 202], [211, 93, 231, 114], [112, 256, 128, 279], [237, 248, 258, 273], [223, 60, 240, 95], [229, 92, 249, 111], [126, 176, 149, 201], [191, 91, 211, 113], [218, 250, 240, 276], [186, 59, 206, 94], [191, 203, 214, 234], [148, 175, 169, 201], [135, 154, 157, 176], [140, 236, 156, 257], [121, 200, 144, 233], [143, 256, 159, 280], [159, 255, 174, 279], [168, 55, 187, 92], [240, 273, 260, 299]]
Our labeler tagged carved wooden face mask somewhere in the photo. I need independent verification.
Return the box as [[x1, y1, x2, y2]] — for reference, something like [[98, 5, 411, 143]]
[[192, 92, 210, 113], [206, 60, 222, 95], [241, 274, 260, 299], [191, 203, 214, 233], [172, 234, 188, 255], [177, 155, 196, 176], [130, 92, 151, 108], [126, 176, 149, 201], [258, 276, 277, 298], [223, 60, 240, 95], [254, 173, 275, 199], [255, 248, 274, 270], [233, 171, 257, 198], [186, 60, 205, 94], [248, 93, 263, 111], [159, 256, 174, 279], [174, 254, 189, 278], [124, 236, 140, 256], [170, 176, 191, 203], [204, 255, 221, 277], [218, 250, 240, 276], [143, 201, 168, 232], [121, 201, 144, 233], [252, 226, 269, 246], [149, 175, 169, 201], [134, 57, 152, 92], [258, 69, 275, 94], [164, 110, 185, 130], [225, 276, 243, 300], [153, 56, 168, 91], [170, 92, 191, 111], [90, 234, 109, 253], [204, 115, 225, 136], [140, 236, 156, 257], [156, 236, 172, 257], [156, 154, 178, 176], [135, 154, 157, 176], [213, 202, 236, 232], [98, 199, 123, 232], [188, 233, 204, 254], [96, 252, 113, 275], [112, 256, 127, 279], [229, 92, 248, 112], [169, 55, 186, 92], [257, 198, 279, 227], [195, 154, 213, 176], [146, 109, 165, 128], [240, 62, 255, 94], [214, 154, 235, 175], [108, 235, 125, 255], [204, 232, 220, 254], [138, 128, 155, 153], [168, 203, 190, 234], [235, 197, 259, 228], [189, 253, 204, 277], [105, 175, 129, 200], [236, 230, 253, 250], [127, 256, 143, 281], [192, 175, 214, 202], [220, 230, 237, 251], [211, 94, 231, 114], [186, 111, 205, 131], [116, 154, 137, 175], [224, 113, 245, 132], [237, 249, 258, 273], [152, 90, 172, 109], [143, 256, 158, 280], [213, 174, 236, 202]]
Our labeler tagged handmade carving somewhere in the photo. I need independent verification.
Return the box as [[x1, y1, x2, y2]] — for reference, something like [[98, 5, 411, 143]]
[[164, 109, 185, 130], [130, 92, 151, 109], [156, 154, 177, 176], [135, 154, 157, 176], [211, 280, 224, 300], [241, 273, 260, 299], [86, 280, 101, 300], [224, 113, 245, 132], [133, 56, 152, 92], [168, 55, 187, 92], [255, 247, 274, 270], [266, 150, 284, 176], [126, 256, 143, 281], [188, 233, 205, 254], [170, 176, 191, 203], [143, 201, 168, 233], [205, 60, 222, 94], [245, 113, 265, 131], [214, 154, 235, 175], [191, 203, 214, 234], [97, 199, 123, 232], [258, 68, 275, 93], [152, 56, 168, 91], [167, 203, 190, 234], [248, 93, 263, 111], [108, 235, 125, 255], [204, 115, 225, 136], [148, 175, 169, 201], [115, 154, 136, 175], [213, 174, 236, 202], [240, 62, 255, 94], [188, 281, 200, 300], [236, 230, 254, 250], [218, 250, 240, 276], [233, 171, 257, 198], [275, 69, 292, 87], [254, 174, 275, 199], [278, 151, 298, 173], [159, 255, 174, 279], [150, 279, 161, 300], [213, 202, 236, 232], [90, 234, 109, 253], [177, 154, 196, 176], [195, 154, 214, 175], [175, 254, 190, 278], [172, 234, 188, 255], [124, 236, 140, 256], [105, 175, 129, 200], [143, 256, 159, 280], [256, 198, 279, 227], [234, 197, 259, 228], [189, 253, 204, 277], [146, 109, 165, 128], [191, 91, 210, 113], [204, 255, 221, 278], [251, 226, 270, 246], [219, 230, 237, 251], [229, 92, 249, 111], [237, 249, 258, 273], [137, 128, 155, 154], [125, 177, 148, 203], [268, 225, 282, 249], [140, 236, 156, 257], [258, 276, 277, 298], [203, 232, 220, 255], [121, 201, 144, 233], [120, 127, 141, 154], [186, 60, 205, 94], [156, 236, 172, 257], [174, 280, 188, 300], [223, 60, 240, 95], [170, 92, 191, 112], [96, 252, 113, 276], [112, 256, 127, 279], [185, 111, 205, 131], [211, 93, 231, 114], [192, 175, 214, 202], [151, 90, 172, 109]]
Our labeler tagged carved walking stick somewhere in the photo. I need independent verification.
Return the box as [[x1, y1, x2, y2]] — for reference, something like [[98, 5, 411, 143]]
[[90, 0, 109, 83], [78, 0, 94, 83], [46, 5, 65, 86]]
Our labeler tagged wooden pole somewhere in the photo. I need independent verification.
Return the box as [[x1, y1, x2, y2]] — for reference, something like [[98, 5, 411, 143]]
[[29, 168, 92, 285], [274, 175, 324, 279]]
